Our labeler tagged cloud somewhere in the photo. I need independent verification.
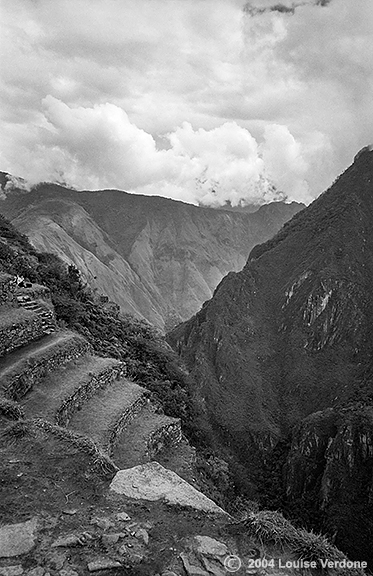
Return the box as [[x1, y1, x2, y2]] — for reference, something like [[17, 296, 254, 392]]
[[0, 0, 372, 206], [6, 95, 312, 205]]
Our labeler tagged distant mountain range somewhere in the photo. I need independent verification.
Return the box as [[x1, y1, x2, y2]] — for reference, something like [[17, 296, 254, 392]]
[[168, 147, 373, 566], [0, 173, 303, 331]]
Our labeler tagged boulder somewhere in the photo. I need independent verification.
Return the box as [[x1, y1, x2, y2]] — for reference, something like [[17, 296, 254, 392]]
[[109, 462, 227, 514]]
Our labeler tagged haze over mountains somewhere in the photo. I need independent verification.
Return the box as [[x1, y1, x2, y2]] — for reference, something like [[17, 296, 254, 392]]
[[0, 173, 303, 331], [168, 147, 373, 564]]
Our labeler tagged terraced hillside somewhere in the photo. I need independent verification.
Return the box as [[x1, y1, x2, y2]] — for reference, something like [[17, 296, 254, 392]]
[[0, 272, 185, 473]]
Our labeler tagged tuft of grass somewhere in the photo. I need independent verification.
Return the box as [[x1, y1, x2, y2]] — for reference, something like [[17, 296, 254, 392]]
[[0, 397, 25, 420], [242, 510, 299, 548], [292, 528, 343, 565], [239, 509, 365, 574]]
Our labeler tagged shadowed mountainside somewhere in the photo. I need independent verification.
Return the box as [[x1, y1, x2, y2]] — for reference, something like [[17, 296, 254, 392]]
[[0, 175, 303, 330], [168, 147, 373, 566]]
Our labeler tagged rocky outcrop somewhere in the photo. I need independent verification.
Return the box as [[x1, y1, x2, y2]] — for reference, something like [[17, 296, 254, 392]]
[[0, 176, 304, 329], [285, 406, 373, 564]]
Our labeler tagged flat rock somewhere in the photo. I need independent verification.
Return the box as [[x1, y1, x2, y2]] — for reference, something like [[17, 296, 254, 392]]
[[101, 533, 122, 546], [0, 518, 38, 558], [0, 566, 23, 576], [109, 462, 227, 514], [87, 560, 122, 572], [51, 535, 84, 548], [194, 536, 228, 558]]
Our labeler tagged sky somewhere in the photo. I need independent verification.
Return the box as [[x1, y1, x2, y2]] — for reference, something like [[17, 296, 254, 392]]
[[0, 0, 372, 207]]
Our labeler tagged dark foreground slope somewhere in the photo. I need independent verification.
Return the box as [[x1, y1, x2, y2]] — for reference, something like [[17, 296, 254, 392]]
[[168, 147, 373, 566], [0, 175, 303, 330]]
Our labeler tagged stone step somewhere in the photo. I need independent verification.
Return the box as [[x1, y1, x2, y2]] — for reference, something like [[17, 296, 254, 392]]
[[0, 331, 91, 400], [21, 355, 126, 426], [68, 378, 148, 452], [0, 306, 52, 358], [112, 404, 181, 469]]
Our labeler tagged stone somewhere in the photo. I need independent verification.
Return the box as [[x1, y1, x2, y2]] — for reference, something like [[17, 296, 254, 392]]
[[87, 560, 122, 572], [116, 512, 131, 522], [59, 569, 79, 576], [62, 510, 78, 516], [194, 536, 228, 558], [48, 551, 67, 570], [134, 529, 149, 545], [101, 533, 120, 546], [89, 517, 114, 531], [110, 462, 227, 514], [0, 567, 23, 576], [201, 557, 226, 576], [0, 518, 38, 558], [26, 568, 44, 576], [180, 553, 209, 576], [51, 534, 85, 547]]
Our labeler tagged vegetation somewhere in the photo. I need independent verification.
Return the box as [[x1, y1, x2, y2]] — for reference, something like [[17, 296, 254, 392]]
[[0, 213, 194, 430], [1, 417, 117, 477], [0, 397, 25, 420]]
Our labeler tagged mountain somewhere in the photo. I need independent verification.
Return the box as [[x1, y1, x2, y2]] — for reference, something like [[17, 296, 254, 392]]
[[0, 173, 304, 331], [0, 210, 361, 576], [168, 147, 373, 565]]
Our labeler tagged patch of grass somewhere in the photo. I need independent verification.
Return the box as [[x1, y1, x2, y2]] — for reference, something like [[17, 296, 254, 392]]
[[241, 510, 299, 548], [1, 419, 34, 441], [293, 528, 342, 564], [32, 418, 118, 478], [0, 397, 24, 420]]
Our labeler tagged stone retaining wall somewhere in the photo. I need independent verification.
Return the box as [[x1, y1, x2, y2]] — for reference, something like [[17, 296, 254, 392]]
[[0, 273, 17, 304], [148, 419, 182, 456], [15, 283, 51, 302], [3, 335, 91, 401], [0, 311, 49, 357], [106, 393, 148, 452], [55, 362, 127, 427]]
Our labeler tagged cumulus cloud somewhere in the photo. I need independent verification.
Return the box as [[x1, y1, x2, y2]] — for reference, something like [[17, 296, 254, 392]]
[[7, 95, 313, 205], [0, 0, 372, 206]]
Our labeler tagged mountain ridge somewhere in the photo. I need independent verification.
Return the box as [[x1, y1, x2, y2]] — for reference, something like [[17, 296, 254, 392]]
[[0, 172, 304, 330]]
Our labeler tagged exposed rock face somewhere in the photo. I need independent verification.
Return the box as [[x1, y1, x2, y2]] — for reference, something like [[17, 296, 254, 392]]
[[285, 406, 373, 563], [0, 176, 303, 330], [168, 147, 373, 563]]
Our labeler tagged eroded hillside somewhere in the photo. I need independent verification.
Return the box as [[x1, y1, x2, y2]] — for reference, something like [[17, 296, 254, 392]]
[[0, 175, 303, 330]]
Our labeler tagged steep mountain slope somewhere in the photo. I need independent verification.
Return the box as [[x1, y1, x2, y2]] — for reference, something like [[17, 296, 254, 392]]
[[168, 147, 373, 565], [0, 175, 303, 330], [0, 214, 361, 576]]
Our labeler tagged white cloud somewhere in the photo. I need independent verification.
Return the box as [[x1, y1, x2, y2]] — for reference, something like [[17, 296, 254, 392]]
[[0, 0, 372, 205]]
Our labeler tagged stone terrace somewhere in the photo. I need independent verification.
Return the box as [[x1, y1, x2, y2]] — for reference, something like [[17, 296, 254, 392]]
[[0, 275, 183, 471]]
